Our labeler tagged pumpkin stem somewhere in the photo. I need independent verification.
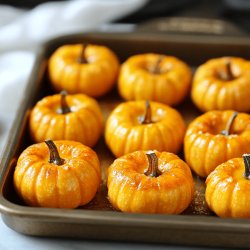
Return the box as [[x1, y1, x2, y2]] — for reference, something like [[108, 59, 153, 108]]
[[150, 55, 165, 74], [145, 151, 161, 177], [78, 43, 88, 64], [45, 140, 65, 166], [218, 61, 234, 81], [221, 112, 238, 136], [58, 90, 71, 114], [243, 154, 250, 179], [140, 101, 152, 124]]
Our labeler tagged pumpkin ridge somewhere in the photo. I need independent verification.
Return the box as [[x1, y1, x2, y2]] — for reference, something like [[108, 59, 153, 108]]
[[154, 180, 161, 213], [193, 79, 210, 111], [128, 177, 142, 212], [225, 178, 237, 218], [33, 162, 48, 207], [14, 163, 30, 199], [216, 85, 227, 110], [73, 158, 100, 181], [81, 105, 102, 131], [111, 179, 126, 211], [72, 168, 84, 206], [229, 85, 237, 110], [208, 172, 231, 214], [43, 116, 58, 141], [204, 137, 219, 177], [58, 62, 67, 92], [123, 178, 137, 212], [72, 63, 80, 93], [30, 109, 46, 141], [165, 75, 178, 105], [20, 162, 43, 206], [53, 164, 60, 208], [160, 121, 177, 153], [37, 113, 54, 141], [111, 125, 129, 156], [153, 123, 165, 150], [184, 132, 199, 168], [73, 112, 88, 145], [155, 123, 168, 151], [190, 134, 210, 177], [123, 128, 135, 156]]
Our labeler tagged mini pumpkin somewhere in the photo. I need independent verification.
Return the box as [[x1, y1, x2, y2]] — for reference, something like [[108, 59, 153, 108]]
[[206, 154, 250, 218], [48, 43, 120, 97], [105, 100, 186, 157], [184, 110, 250, 178], [29, 91, 103, 147], [14, 140, 101, 208], [107, 150, 194, 214], [191, 57, 250, 112], [118, 53, 192, 106]]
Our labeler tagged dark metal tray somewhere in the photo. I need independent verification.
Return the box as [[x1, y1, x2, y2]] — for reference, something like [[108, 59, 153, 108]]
[[1, 32, 250, 248]]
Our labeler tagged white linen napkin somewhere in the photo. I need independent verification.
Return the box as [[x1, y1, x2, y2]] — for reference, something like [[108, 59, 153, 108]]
[[0, 0, 147, 156]]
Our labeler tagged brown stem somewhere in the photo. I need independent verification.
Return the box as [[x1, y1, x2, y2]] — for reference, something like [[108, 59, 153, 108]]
[[144, 151, 161, 177], [57, 91, 71, 114], [140, 101, 152, 124], [45, 140, 65, 166], [221, 112, 238, 136], [218, 61, 234, 81], [243, 154, 250, 179], [77, 43, 88, 64], [149, 55, 165, 74]]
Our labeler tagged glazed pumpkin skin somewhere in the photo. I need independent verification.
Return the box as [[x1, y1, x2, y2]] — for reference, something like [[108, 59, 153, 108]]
[[13, 140, 101, 208], [49, 44, 120, 97], [107, 150, 194, 214], [206, 155, 250, 218], [192, 57, 250, 112], [184, 110, 250, 178], [118, 53, 192, 106], [105, 100, 186, 157], [29, 92, 103, 147]]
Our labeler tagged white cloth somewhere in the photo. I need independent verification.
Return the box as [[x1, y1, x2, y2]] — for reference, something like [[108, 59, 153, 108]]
[[0, 0, 147, 156]]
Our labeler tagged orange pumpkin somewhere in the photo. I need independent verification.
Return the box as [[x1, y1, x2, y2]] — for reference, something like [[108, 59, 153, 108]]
[[29, 91, 103, 147], [184, 110, 250, 178], [105, 100, 186, 157], [118, 53, 192, 106], [191, 57, 250, 112], [107, 150, 194, 214], [206, 154, 250, 218], [14, 140, 101, 208], [48, 43, 120, 97]]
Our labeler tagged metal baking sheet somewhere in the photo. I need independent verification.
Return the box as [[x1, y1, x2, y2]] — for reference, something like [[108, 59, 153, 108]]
[[1, 32, 250, 248]]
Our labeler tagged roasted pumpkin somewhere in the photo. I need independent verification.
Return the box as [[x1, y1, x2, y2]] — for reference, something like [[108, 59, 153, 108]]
[[118, 53, 192, 106], [191, 57, 250, 112], [184, 110, 250, 178], [14, 140, 101, 208], [48, 43, 120, 97], [105, 100, 186, 157], [206, 154, 250, 218], [107, 150, 194, 214], [29, 91, 103, 147]]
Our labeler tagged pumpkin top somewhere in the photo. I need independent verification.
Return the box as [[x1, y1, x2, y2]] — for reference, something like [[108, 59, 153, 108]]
[[52, 43, 118, 66], [206, 155, 250, 187], [186, 110, 250, 136], [33, 93, 101, 116], [108, 100, 184, 127], [194, 57, 250, 84], [108, 150, 192, 191], [122, 53, 191, 76], [16, 140, 100, 175]]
